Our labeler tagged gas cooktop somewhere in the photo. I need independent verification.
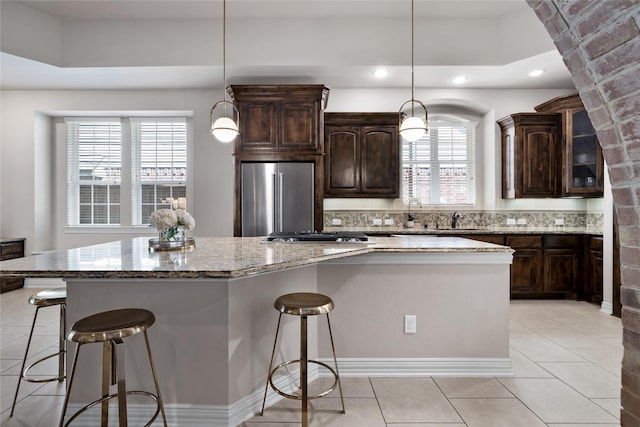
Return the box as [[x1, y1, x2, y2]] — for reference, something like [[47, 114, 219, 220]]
[[264, 231, 369, 243]]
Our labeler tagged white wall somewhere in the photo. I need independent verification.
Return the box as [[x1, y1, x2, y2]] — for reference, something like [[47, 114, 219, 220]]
[[1, 86, 599, 253]]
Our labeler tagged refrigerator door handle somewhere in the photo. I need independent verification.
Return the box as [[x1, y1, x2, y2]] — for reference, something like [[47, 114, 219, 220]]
[[278, 172, 284, 231], [272, 173, 278, 232]]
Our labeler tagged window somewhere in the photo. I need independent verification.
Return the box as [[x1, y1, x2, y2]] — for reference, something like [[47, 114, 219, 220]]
[[402, 116, 477, 205], [66, 120, 122, 225], [66, 117, 190, 227], [131, 119, 187, 225]]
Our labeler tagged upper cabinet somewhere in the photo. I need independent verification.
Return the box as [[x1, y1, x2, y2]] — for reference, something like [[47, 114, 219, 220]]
[[230, 85, 329, 155], [498, 113, 562, 198], [535, 94, 604, 197], [498, 94, 604, 199], [324, 113, 399, 198]]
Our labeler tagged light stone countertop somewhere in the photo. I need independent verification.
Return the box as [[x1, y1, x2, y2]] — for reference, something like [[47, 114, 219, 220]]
[[0, 235, 512, 279]]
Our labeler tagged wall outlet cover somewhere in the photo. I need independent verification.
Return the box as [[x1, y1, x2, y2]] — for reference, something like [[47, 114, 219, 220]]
[[384, 219, 394, 225], [331, 218, 342, 226], [517, 218, 527, 225], [555, 218, 565, 226], [404, 315, 417, 334], [372, 218, 383, 226], [506, 218, 516, 225]]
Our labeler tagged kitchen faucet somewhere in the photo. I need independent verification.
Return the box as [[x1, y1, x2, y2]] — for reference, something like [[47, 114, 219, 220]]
[[451, 211, 463, 228]]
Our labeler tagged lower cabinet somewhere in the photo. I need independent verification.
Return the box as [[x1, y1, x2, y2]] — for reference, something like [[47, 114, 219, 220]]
[[586, 236, 604, 304], [1, 238, 26, 293], [462, 233, 590, 299]]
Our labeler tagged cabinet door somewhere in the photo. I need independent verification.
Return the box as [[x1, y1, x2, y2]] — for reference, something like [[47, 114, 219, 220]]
[[280, 102, 319, 151], [564, 108, 603, 197], [543, 248, 580, 296], [360, 126, 399, 196], [237, 102, 277, 150], [520, 124, 560, 197], [324, 127, 359, 195], [588, 237, 604, 304], [507, 236, 543, 297]]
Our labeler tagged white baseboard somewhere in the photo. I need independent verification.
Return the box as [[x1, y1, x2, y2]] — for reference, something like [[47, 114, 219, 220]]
[[600, 301, 614, 314]]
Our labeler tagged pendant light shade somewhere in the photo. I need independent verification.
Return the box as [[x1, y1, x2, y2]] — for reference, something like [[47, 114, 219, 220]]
[[399, 0, 427, 142], [210, 0, 239, 143]]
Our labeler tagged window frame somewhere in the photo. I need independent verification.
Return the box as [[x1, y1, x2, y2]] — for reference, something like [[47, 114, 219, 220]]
[[402, 115, 478, 206], [65, 116, 192, 231]]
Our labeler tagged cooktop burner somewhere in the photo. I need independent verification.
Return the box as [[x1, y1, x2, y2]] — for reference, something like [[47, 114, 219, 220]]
[[264, 231, 369, 243]]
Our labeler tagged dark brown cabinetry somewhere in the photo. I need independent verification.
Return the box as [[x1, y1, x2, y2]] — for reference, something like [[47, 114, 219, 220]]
[[1, 238, 25, 293], [230, 85, 329, 154], [230, 85, 329, 236], [324, 113, 399, 198], [535, 94, 604, 197], [543, 235, 582, 299], [586, 236, 604, 305], [507, 235, 544, 297], [498, 114, 562, 198]]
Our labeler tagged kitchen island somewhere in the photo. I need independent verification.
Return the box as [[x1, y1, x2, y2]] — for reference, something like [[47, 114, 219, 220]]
[[1, 235, 513, 426]]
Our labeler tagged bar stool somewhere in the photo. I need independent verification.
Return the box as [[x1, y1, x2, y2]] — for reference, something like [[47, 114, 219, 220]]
[[10, 287, 66, 417], [260, 292, 345, 427], [58, 308, 167, 427]]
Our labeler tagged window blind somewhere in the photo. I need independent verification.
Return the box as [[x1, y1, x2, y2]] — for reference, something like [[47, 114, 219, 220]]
[[402, 118, 477, 205], [66, 119, 122, 225], [131, 118, 188, 225]]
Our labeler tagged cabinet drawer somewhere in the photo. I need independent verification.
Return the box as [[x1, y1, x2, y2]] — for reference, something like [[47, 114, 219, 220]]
[[507, 235, 542, 249], [590, 236, 603, 251], [544, 235, 582, 248], [1, 242, 25, 259], [1, 277, 24, 293]]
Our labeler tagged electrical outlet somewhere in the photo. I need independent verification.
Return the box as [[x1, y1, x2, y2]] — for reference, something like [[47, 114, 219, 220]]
[[517, 218, 527, 225], [404, 315, 417, 334], [372, 218, 383, 226], [331, 218, 342, 226], [506, 218, 516, 225], [555, 218, 565, 226], [384, 219, 394, 226]]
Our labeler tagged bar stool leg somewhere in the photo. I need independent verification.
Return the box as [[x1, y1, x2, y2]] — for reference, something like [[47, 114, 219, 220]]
[[143, 330, 168, 427], [59, 343, 83, 427], [260, 313, 283, 416], [10, 306, 41, 417], [100, 341, 111, 427], [326, 314, 345, 414], [113, 339, 128, 427], [58, 304, 66, 381], [301, 314, 308, 427]]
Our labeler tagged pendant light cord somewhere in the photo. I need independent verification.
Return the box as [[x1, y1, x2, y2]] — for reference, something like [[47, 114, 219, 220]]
[[410, 0, 415, 115], [223, 0, 228, 111]]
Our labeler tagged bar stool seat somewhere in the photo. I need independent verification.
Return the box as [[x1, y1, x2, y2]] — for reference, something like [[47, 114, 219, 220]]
[[11, 287, 66, 417], [59, 308, 167, 427], [261, 292, 345, 427]]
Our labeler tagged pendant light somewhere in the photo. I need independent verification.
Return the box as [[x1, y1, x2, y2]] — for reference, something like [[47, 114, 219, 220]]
[[210, 0, 239, 143], [398, 0, 427, 142]]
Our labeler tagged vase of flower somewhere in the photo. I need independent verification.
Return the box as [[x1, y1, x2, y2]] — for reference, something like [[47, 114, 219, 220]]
[[149, 209, 196, 252]]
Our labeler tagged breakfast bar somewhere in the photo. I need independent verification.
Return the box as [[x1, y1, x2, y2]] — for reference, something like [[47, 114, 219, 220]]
[[0, 235, 513, 426]]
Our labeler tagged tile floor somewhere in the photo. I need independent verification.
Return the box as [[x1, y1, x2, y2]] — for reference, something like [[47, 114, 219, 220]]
[[1, 288, 623, 426]]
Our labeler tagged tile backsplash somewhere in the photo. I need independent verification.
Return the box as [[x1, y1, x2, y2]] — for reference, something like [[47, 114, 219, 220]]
[[324, 209, 603, 231]]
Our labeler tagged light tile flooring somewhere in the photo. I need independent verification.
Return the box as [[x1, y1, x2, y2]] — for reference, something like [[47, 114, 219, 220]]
[[1, 288, 623, 426]]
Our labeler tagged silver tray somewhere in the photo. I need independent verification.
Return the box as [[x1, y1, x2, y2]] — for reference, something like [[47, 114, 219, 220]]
[[148, 237, 196, 252]]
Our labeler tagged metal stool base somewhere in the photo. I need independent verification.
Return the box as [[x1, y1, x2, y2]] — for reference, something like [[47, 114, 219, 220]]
[[21, 350, 66, 383], [268, 359, 340, 401], [63, 390, 162, 427]]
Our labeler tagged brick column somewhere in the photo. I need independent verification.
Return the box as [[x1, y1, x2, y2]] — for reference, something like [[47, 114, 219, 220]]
[[526, 1, 640, 425]]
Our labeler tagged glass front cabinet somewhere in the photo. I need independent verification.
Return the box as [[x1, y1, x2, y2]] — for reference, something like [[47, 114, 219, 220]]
[[535, 94, 604, 197]]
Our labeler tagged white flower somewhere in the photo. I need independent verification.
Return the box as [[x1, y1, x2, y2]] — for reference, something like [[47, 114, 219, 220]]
[[149, 209, 178, 232], [175, 209, 196, 230]]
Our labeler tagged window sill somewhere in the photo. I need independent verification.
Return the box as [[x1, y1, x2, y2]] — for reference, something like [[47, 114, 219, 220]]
[[65, 226, 156, 234]]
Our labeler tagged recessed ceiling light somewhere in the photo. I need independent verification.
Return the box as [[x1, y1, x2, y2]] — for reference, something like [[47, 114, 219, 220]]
[[529, 69, 545, 77], [372, 68, 389, 79], [452, 75, 468, 84]]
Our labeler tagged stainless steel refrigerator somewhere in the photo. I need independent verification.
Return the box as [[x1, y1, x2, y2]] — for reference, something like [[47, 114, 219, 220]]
[[241, 162, 314, 237]]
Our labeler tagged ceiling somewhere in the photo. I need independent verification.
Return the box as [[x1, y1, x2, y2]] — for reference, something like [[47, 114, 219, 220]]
[[0, 0, 575, 90]]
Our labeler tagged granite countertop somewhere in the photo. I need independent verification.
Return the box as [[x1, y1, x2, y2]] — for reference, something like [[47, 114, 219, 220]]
[[0, 235, 512, 280], [324, 226, 603, 236]]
